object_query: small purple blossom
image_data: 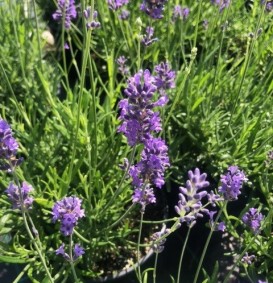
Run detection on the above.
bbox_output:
[52,196,85,236]
[52,0,77,30]
[242,208,264,234]
[218,166,247,201]
[118,69,163,146]
[119,9,130,20]
[5,181,34,210]
[108,0,129,10]
[211,0,230,12]
[132,184,156,209]
[140,0,167,19]
[217,222,226,232]
[116,56,129,76]
[150,224,170,253]
[261,0,273,12]
[173,5,190,21]
[141,26,158,46]
[175,168,210,226]
[56,243,85,261]
[208,190,223,206]
[154,61,176,91]
[242,252,256,265]
[129,137,170,189]
[84,8,100,29]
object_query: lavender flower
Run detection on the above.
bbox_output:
[173,5,190,21]
[52,196,85,236]
[108,0,129,10]
[129,137,170,189]
[261,0,273,12]
[118,69,164,146]
[211,0,230,12]
[217,222,226,232]
[218,166,247,201]
[0,119,18,160]
[119,9,130,20]
[52,0,77,30]
[84,8,100,29]
[208,190,223,206]
[116,56,129,76]
[5,182,34,210]
[150,224,170,253]
[132,184,156,209]
[242,208,264,234]
[242,252,256,265]
[141,26,158,46]
[175,168,210,226]
[140,0,167,19]
[56,243,85,261]
[154,61,176,91]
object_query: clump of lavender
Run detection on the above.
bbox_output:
[140,0,167,19]
[172,5,190,21]
[218,166,247,201]
[118,69,163,146]
[52,196,85,236]
[175,168,210,226]
[116,56,130,76]
[129,137,170,189]
[84,8,101,29]
[0,119,19,170]
[242,208,264,234]
[56,243,85,261]
[108,0,129,10]
[52,0,77,30]
[211,0,230,12]
[141,26,158,46]
[5,182,34,210]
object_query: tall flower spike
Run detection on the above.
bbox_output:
[108,0,129,10]
[129,137,170,189]
[52,0,77,30]
[141,26,158,46]
[242,208,264,234]
[52,196,85,236]
[140,0,167,19]
[175,168,210,226]
[218,166,247,201]
[5,182,34,210]
[132,184,156,210]
[118,69,162,146]
[56,243,85,261]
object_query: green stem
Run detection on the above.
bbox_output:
[153,252,159,283]
[176,227,192,283]
[137,211,144,283]
[69,234,78,282]
[193,202,227,283]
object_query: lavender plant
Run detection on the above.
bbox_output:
[0,0,273,282]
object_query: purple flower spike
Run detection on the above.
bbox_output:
[108,0,129,10]
[52,0,77,30]
[218,166,247,201]
[211,0,230,12]
[116,56,129,76]
[140,0,167,19]
[129,138,170,189]
[5,181,34,210]
[52,196,85,236]
[132,184,156,209]
[150,224,170,253]
[173,5,190,21]
[175,168,210,226]
[242,252,256,265]
[119,9,130,20]
[242,208,264,234]
[141,26,158,47]
[154,62,176,91]
[118,69,162,146]
[73,243,85,259]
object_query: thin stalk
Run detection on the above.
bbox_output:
[176,227,192,283]
[104,145,137,211]
[193,202,227,283]
[153,252,159,283]
[31,0,43,71]
[13,263,31,283]
[136,211,144,283]
[69,234,78,282]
